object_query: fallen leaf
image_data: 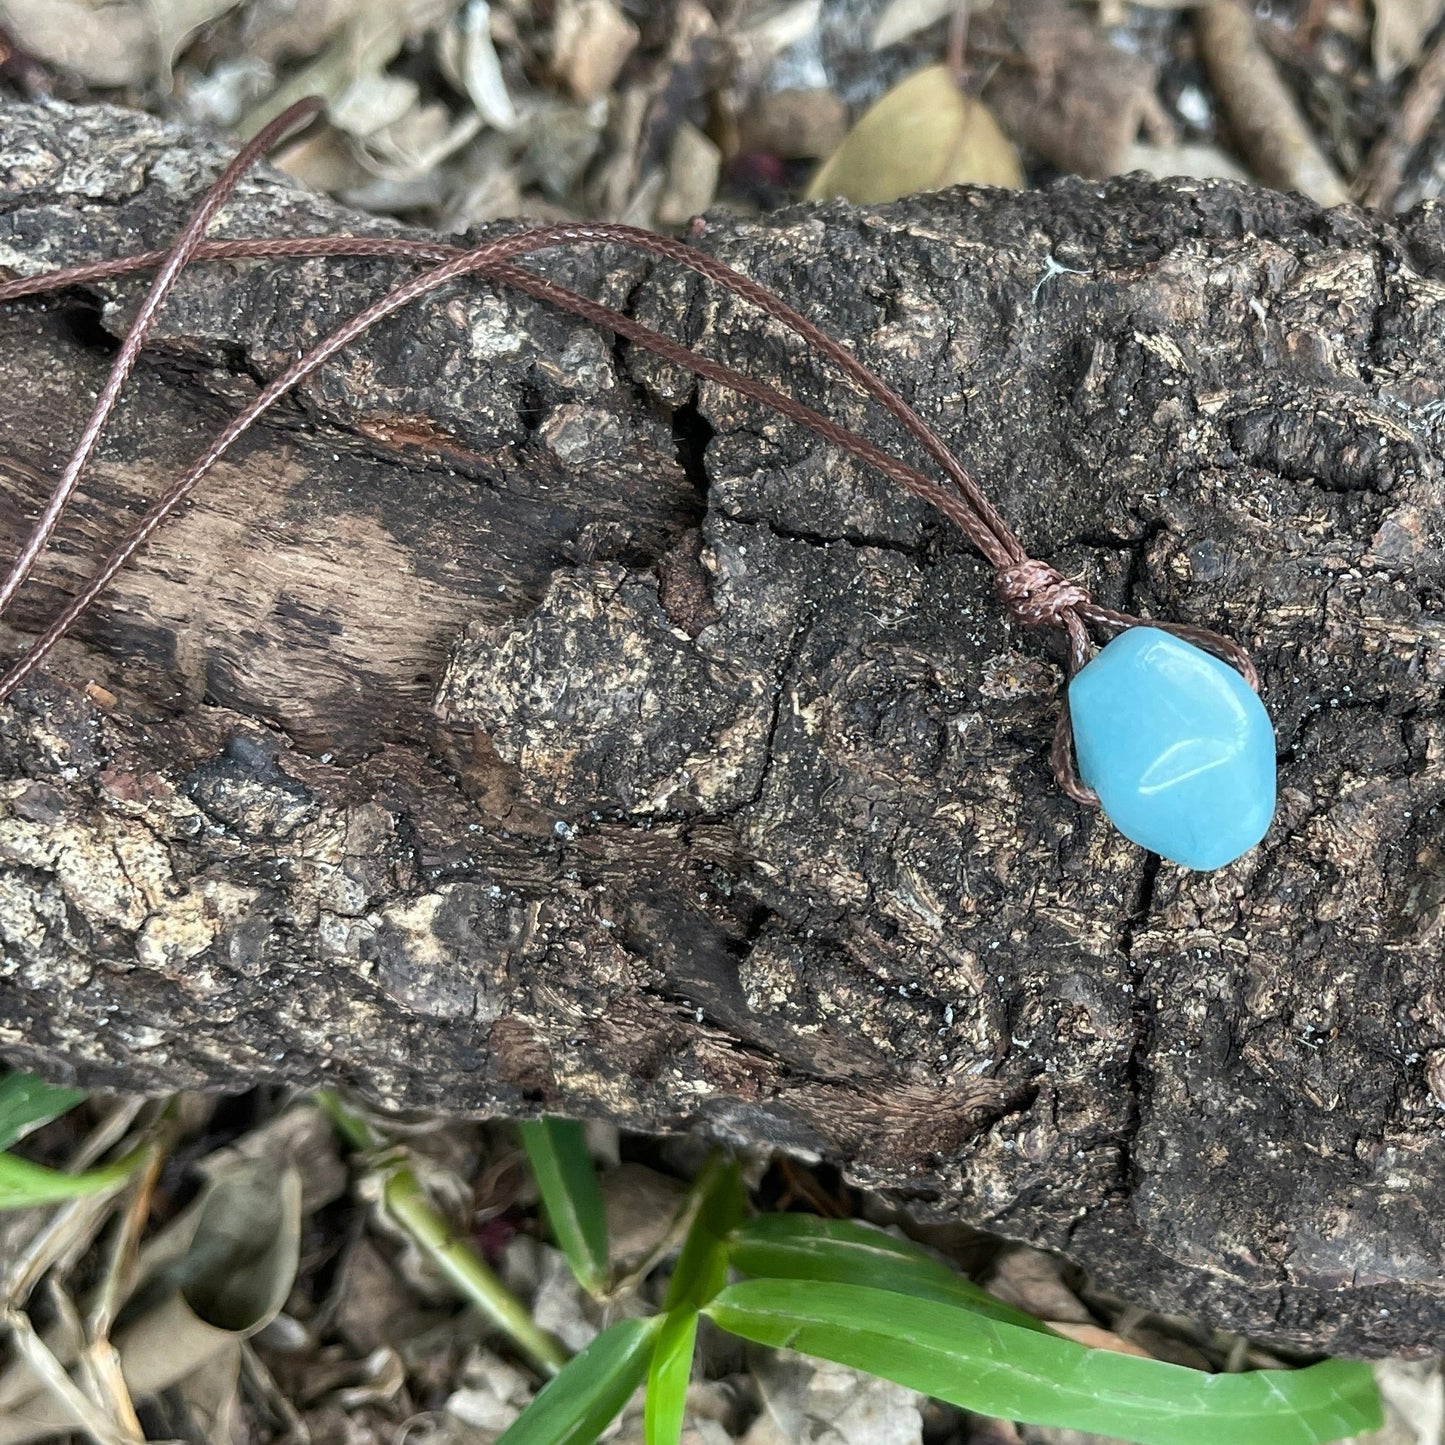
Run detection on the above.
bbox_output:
[871,0,961,51]
[330,71,421,138]
[238,0,369,65]
[742,1353,924,1445]
[656,121,722,224]
[986,1245,1093,1325]
[445,1347,533,1432]
[806,63,1022,204]
[1372,1357,1445,1444]
[0,1160,302,1445]
[357,100,484,180]
[738,87,847,160]
[976,0,1168,178]
[454,0,518,132]
[550,0,640,103]
[0,0,239,88]
[1122,138,1249,182]
[737,0,822,64]
[1374,0,1445,80]
[1044,1320,1156,1358]
[181,55,276,129]
[236,0,442,140]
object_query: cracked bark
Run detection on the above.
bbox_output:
[2,103,1444,1353]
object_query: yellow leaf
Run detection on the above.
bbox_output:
[806,63,1022,204]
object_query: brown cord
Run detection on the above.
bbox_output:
[0,227,1025,569]
[0,98,323,621]
[0,109,1262,805]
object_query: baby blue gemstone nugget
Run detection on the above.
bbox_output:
[1066,627,1276,870]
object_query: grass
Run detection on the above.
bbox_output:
[0,1071,1383,1445]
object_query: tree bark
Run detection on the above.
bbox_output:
[2,102,1443,1354]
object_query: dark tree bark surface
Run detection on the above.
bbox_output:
[1,103,1443,1354]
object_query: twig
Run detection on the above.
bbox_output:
[1195,1,1348,207]
[0,1308,133,1445]
[1355,22,1445,210]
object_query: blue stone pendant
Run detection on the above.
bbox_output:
[1066,628,1276,870]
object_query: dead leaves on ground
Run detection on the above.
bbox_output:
[806,63,1021,204]
[4,0,1440,227]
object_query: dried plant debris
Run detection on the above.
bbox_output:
[550,0,641,104]
[1371,1359,1445,1445]
[0,0,241,88]
[742,1352,925,1444]
[3,0,1433,227]
[2,7,1445,1436]
[1356,18,1445,211]
[1121,138,1249,183]
[871,0,963,53]
[1373,0,1445,81]
[234,0,371,65]
[0,0,1232,230]
[0,1107,308,1445]
[807,62,1021,203]
[737,86,849,161]
[0,1076,1422,1443]
[1194,0,1349,207]
[974,0,1172,178]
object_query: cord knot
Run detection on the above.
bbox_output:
[996,559,1090,628]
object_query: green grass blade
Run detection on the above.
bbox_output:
[519,1118,610,1296]
[728,1214,1047,1332]
[313,1093,568,1378]
[664,1159,745,1312]
[381,1164,569,1378]
[0,1073,87,1151]
[645,1308,698,1445]
[0,1144,147,1211]
[705,1280,1381,1445]
[496,1316,661,1445]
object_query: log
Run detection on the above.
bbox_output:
[1,102,1443,1353]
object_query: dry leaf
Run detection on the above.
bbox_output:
[445,1348,534,1433]
[440,133,525,230]
[0,1162,301,1445]
[599,1163,689,1270]
[737,0,822,62]
[1374,0,1445,80]
[976,0,1168,179]
[1372,1358,1445,1444]
[585,0,716,219]
[455,0,518,132]
[656,122,722,224]
[0,0,240,88]
[238,0,371,64]
[551,0,641,103]
[330,72,421,137]
[271,127,374,193]
[806,63,1022,204]
[1122,138,1249,182]
[871,0,961,51]
[1044,1320,1156,1358]
[182,56,276,128]
[986,1246,1093,1324]
[742,1354,923,1445]
[738,87,847,160]
[358,101,484,180]
[236,0,438,139]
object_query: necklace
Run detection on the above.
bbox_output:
[0,100,1274,870]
